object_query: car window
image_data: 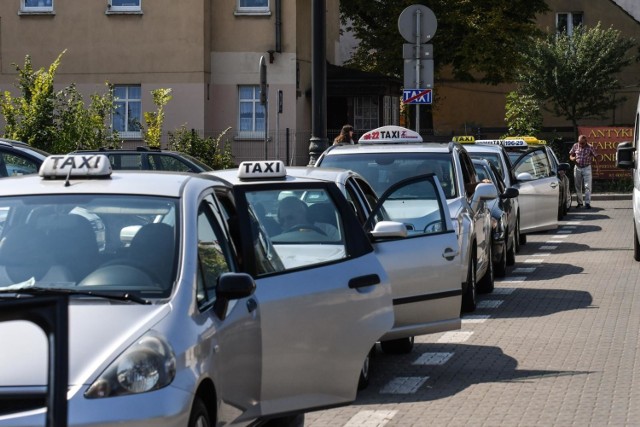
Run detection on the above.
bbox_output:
[1,152,39,177]
[0,194,178,298]
[320,152,457,199]
[149,154,193,172]
[196,198,233,307]
[514,150,552,179]
[244,188,347,273]
[469,152,505,180]
[107,154,143,170]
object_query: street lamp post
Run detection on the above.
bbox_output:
[307,0,328,166]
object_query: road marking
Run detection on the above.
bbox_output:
[524,258,544,263]
[513,267,536,273]
[344,410,398,426]
[550,235,569,239]
[497,276,527,282]
[566,221,582,225]
[493,287,516,295]
[562,226,577,229]
[462,314,491,323]
[556,230,573,234]
[478,300,503,309]
[533,253,551,256]
[413,352,454,365]
[540,245,558,250]
[380,377,428,394]
[438,331,474,343]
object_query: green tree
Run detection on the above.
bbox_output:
[340,0,548,84]
[143,88,172,148]
[0,51,117,153]
[517,23,635,138]
[504,91,543,136]
[168,126,234,170]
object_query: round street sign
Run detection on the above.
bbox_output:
[398,4,437,44]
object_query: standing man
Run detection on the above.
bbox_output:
[569,134,599,209]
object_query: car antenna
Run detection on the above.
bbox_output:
[64,164,73,187]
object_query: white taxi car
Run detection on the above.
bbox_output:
[0,155,393,426]
[210,164,462,356]
[316,126,498,313]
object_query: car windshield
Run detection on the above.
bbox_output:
[468,152,505,180]
[0,194,179,299]
[320,152,457,199]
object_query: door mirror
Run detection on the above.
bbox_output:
[369,221,408,239]
[616,141,636,170]
[557,163,570,172]
[516,172,535,181]
[471,182,498,212]
[214,272,257,320]
[500,187,519,199]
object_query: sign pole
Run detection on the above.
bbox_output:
[259,56,268,160]
[415,9,421,134]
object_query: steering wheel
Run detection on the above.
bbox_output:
[96,258,164,286]
[285,224,327,236]
[424,220,444,233]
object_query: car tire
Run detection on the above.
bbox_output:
[494,241,507,278]
[188,397,212,427]
[514,217,521,253]
[263,414,305,427]
[380,336,414,354]
[461,249,477,313]
[520,231,527,245]
[477,244,494,293]
[506,229,516,266]
[634,221,640,262]
[358,346,374,390]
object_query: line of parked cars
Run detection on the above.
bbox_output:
[0,127,571,426]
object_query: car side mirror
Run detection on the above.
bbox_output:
[516,172,535,181]
[369,221,408,239]
[616,141,636,170]
[500,187,519,199]
[214,272,256,320]
[471,182,498,212]
[557,163,570,172]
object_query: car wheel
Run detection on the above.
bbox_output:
[634,221,640,262]
[380,336,414,354]
[188,397,212,427]
[557,201,564,221]
[514,217,521,253]
[263,414,305,427]
[461,249,477,313]
[358,346,374,390]
[506,228,516,266]
[477,244,494,293]
[520,231,527,245]
[494,240,507,278]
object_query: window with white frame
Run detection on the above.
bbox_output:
[238,86,265,138]
[354,97,379,131]
[112,85,142,139]
[557,12,583,35]
[22,0,53,12]
[109,0,141,12]
[237,0,269,14]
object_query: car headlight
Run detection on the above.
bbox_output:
[85,334,176,399]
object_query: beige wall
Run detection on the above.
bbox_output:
[433,0,640,135]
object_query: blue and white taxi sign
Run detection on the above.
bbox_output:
[39,154,112,179]
[476,139,528,148]
[359,126,423,144]
[238,160,286,179]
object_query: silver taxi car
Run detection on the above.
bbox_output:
[0,155,393,426]
[210,165,462,356]
[316,126,497,313]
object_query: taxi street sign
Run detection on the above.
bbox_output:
[403,89,433,104]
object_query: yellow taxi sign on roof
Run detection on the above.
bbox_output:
[453,136,475,143]
[505,136,546,145]
[238,160,286,179]
[359,126,423,144]
[39,154,112,179]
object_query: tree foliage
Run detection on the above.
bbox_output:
[143,88,172,148]
[168,126,234,170]
[517,23,635,133]
[504,91,542,137]
[0,51,118,153]
[340,0,548,84]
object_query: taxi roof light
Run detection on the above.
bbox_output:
[475,139,528,148]
[452,136,475,143]
[39,154,112,179]
[359,126,423,144]
[238,160,287,180]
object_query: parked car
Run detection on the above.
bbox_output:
[73,146,213,172]
[0,138,49,177]
[316,125,497,313]
[0,154,393,426]
[269,165,463,356]
[472,158,519,281]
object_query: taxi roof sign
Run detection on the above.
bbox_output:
[359,126,423,144]
[476,139,528,148]
[39,154,112,179]
[505,136,546,145]
[238,160,286,180]
[453,136,475,143]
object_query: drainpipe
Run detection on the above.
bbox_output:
[275,0,282,53]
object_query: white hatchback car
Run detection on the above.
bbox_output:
[317,126,497,313]
[0,155,393,426]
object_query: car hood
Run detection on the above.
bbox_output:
[0,302,170,387]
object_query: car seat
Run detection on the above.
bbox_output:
[128,223,176,287]
[308,202,338,228]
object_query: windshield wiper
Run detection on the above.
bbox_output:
[0,287,151,305]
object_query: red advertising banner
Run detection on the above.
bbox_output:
[577,126,633,180]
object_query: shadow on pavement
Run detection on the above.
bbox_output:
[504,262,583,280]
[522,242,631,254]
[564,212,610,220]
[480,287,594,318]
[358,344,593,404]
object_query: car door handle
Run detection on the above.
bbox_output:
[442,248,459,261]
[246,298,258,313]
[550,182,558,188]
[349,274,381,289]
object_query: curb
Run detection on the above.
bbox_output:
[589,193,632,201]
